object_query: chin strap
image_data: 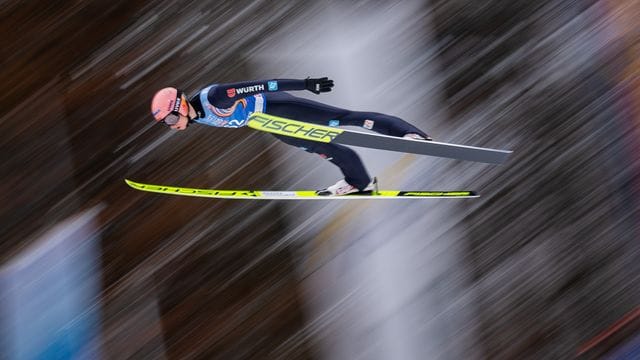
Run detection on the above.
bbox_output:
[187,106,199,124]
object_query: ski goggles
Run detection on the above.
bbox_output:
[160,91,186,126]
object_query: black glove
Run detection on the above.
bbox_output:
[305,77,334,94]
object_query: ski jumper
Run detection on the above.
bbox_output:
[188,79,429,190]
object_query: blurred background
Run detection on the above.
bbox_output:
[2,0,640,359]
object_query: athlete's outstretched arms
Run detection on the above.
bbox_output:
[209,77,334,108]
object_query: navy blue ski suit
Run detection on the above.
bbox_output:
[187,78,429,190]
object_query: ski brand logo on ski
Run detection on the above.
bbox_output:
[399,191,472,196]
[130,181,260,197]
[249,114,343,143]
[125,179,479,200]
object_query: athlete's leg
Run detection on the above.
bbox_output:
[338,111,430,138]
[264,92,430,138]
[272,134,372,190]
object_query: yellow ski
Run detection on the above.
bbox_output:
[125,179,478,200]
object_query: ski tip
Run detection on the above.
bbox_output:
[124,178,138,189]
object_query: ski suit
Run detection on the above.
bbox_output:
[188,79,429,190]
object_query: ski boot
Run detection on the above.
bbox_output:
[317,177,377,196]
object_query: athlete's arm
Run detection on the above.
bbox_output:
[209,77,334,108]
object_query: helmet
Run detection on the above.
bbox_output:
[150,87,188,125]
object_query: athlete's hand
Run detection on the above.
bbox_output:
[305,77,334,94]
